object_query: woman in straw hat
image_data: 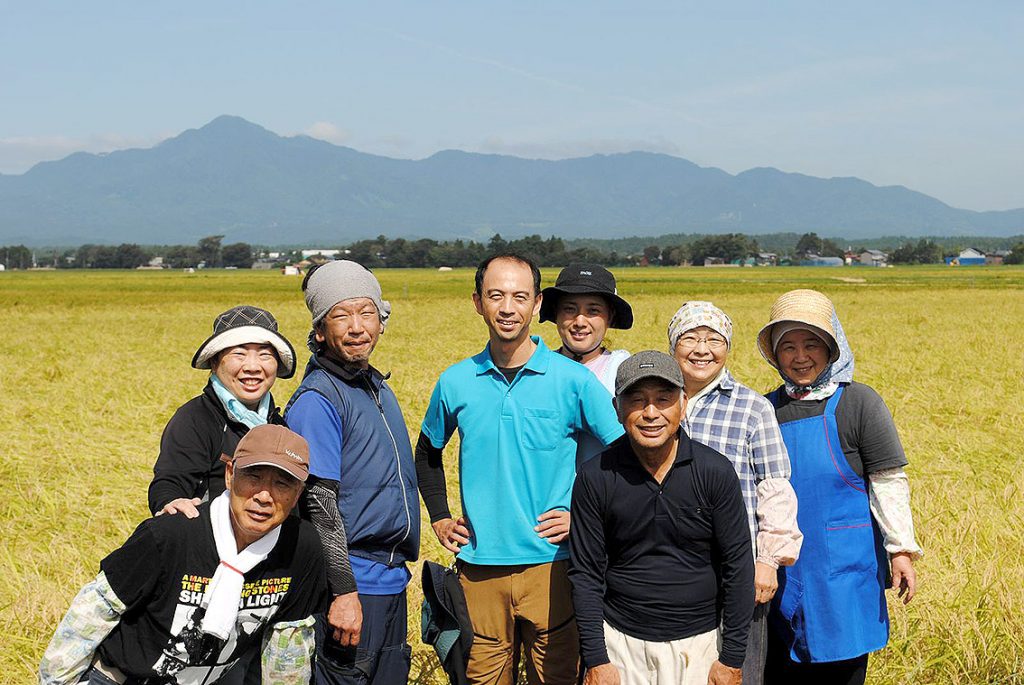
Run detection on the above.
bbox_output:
[757,290,922,685]
[148,305,296,519]
[668,301,802,685]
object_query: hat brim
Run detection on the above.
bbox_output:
[757,319,840,369]
[538,286,634,329]
[233,457,308,483]
[192,325,297,379]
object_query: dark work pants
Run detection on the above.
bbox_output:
[314,590,411,685]
[741,602,769,685]
[764,625,868,685]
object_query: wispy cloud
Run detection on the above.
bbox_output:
[374,26,712,128]
[303,121,351,145]
[0,131,167,174]
[476,135,684,160]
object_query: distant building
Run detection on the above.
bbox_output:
[251,261,274,270]
[945,248,987,266]
[282,265,301,276]
[859,249,888,267]
[800,254,844,267]
[0,264,5,272]
[986,250,1010,266]
[301,248,340,260]
[756,252,778,266]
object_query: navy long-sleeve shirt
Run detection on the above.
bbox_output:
[568,431,754,669]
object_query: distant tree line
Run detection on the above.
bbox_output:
[342,234,619,268]
[3,232,1022,270]
[52,235,255,269]
[339,232,769,268]
[889,239,943,265]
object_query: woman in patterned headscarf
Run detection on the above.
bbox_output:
[757,290,923,685]
[668,301,802,685]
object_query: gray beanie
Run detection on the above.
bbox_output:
[303,261,391,347]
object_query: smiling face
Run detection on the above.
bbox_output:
[555,294,612,359]
[672,325,728,394]
[616,378,683,451]
[472,258,541,345]
[212,343,279,410]
[225,462,303,551]
[775,328,832,386]
[315,298,383,369]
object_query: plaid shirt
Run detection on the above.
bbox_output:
[683,369,791,552]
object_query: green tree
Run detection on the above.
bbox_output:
[795,232,823,256]
[115,243,151,268]
[642,245,662,265]
[819,238,844,258]
[1,245,33,269]
[661,245,689,266]
[222,242,254,268]
[690,233,756,265]
[891,242,916,264]
[1005,243,1024,265]
[166,245,201,269]
[197,235,224,268]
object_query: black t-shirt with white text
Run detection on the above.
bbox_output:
[97,502,328,684]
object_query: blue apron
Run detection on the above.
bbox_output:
[769,385,889,662]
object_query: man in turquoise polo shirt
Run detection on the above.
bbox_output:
[415,253,624,685]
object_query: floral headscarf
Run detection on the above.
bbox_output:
[668,301,734,352]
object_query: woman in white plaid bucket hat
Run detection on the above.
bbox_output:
[147,305,296,520]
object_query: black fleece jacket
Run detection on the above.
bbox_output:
[148,381,284,514]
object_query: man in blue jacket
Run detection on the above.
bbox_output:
[286,260,420,685]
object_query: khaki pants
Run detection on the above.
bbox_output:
[458,560,579,685]
[603,622,720,685]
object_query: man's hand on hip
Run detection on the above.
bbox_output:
[583,663,620,685]
[536,509,571,544]
[432,516,471,554]
[327,591,362,646]
[707,660,742,685]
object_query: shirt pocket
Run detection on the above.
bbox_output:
[520,408,562,451]
[825,518,875,576]
[669,505,714,546]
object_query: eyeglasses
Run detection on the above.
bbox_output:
[676,334,727,351]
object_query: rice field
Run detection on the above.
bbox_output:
[1,265,1022,684]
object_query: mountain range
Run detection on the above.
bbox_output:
[1,115,1022,246]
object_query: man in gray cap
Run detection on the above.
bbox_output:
[568,351,754,685]
[285,260,420,685]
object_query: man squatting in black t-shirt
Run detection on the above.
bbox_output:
[39,425,329,685]
[569,351,754,685]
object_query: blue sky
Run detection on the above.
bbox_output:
[2,1,1022,210]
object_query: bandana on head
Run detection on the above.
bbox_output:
[667,301,733,352]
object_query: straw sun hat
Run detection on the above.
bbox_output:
[757,289,840,369]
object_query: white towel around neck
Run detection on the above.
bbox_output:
[201,491,282,640]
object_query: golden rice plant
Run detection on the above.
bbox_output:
[1,265,1021,684]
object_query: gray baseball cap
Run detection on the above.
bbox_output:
[614,350,685,397]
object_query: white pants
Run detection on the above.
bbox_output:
[603,622,721,685]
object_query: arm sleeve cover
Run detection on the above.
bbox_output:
[414,431,451,523]
[39,571,125,685]
[304,478,358,596]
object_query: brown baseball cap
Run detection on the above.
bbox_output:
[231,424,310,482]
